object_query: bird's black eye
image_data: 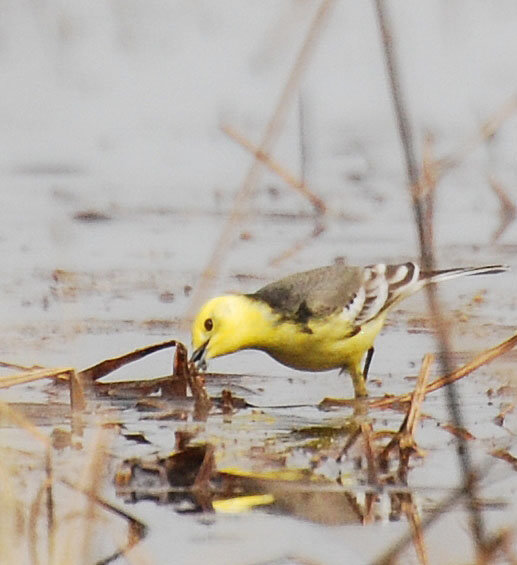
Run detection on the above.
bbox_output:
[204,318,213,331]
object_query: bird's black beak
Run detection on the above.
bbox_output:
[190,340,209,371]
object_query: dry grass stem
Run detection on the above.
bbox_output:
[0,367,75,389]
[222,124,326,213]
[79,340,180,383]
[406,354,433,438]
[378,355,432,478]
[371,333,517,410]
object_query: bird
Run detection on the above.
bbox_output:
[190,262,508,398]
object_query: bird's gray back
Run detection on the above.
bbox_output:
[249,264,364,322]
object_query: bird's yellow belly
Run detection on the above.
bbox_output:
[258,312,387,372]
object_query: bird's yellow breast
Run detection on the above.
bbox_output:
[238,298,388,372]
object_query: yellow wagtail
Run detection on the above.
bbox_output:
[190,262,508,397]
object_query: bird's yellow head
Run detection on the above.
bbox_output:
[190,295,264,369]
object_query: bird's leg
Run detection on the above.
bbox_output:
[363,347,375,381]
[350,361,368,398]
[321,362,368,409]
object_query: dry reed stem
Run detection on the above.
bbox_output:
[374,0,488,552]
[406,354,433,438]
[0,366,75,388]
[1,365,87,440]
[370,332,517,410]
[184,0,335,328]
[79,340,180,383]
[221,124,326,213]
[378,354,432,475]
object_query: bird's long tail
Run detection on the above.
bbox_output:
[423,264,509,285]
[356,262,508,325]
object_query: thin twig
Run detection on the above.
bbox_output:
[378,355,432,476]
[221,124,326,213]
[371,333,517,410]
[0,367,75,388]
[406,354,433,437]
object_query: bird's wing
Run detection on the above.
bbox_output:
[353,262,422,324]
[250,265,364,323]
[251,262,423,327]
